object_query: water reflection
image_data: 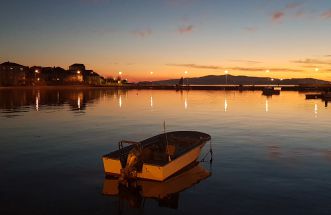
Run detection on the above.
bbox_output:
[184,97,188,110]
[314,103,318,118]
[102,163,210,210]
[35,91,40,111]
[150,96,153,108]
[0,88,129,117]
[0,89,329,119]
[119,95,122,108]
[1,89,331,214]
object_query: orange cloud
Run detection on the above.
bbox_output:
[167,63,302,72]
[292,58,331,65]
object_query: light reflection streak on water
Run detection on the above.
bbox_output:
[265,99,269,113]
[150,96,153,108]
[77,96,81,110]
[35,91,40,111]
[314,103,318,118]
[119,95,122,108]
[224,98,228,112]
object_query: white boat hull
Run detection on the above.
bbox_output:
[103,142,206,181]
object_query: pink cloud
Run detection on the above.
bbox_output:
[285,2,303,10]
[178,25,194,34]
[272,11,285,22]
[321,9,331,19]
[132,29,152,38]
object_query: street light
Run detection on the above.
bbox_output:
[118,71,123,84]
[34,69,40,84]
[150,72,154,86]
[224,70,229,85]
[184,71,188,86]
[77,70,81,74]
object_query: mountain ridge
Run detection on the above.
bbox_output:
[140,74,330,85]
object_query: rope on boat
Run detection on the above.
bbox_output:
[200,139,213,164]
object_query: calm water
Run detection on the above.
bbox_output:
[0,88,330,215]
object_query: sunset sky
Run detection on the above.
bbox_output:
[1,0,331,82]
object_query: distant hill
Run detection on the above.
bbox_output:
[140,75,330,85]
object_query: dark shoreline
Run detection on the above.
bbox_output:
[0,84,331,92]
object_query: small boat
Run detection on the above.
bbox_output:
[306,94,323,99]
[322,92,331,101]
[102,131,211,182]
[102,163,211,209]
[262,87,280,96]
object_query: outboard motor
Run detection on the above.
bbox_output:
[119,144,143,183]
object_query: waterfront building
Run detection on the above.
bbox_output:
[1,62,106,86]
[69,64,86,72]
[0,62,28,86]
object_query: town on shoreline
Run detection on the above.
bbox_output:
[1,61,331,92]
[0,61,127,87]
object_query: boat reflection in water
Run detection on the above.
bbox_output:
[102,163,211,209]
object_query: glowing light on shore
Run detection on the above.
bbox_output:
[224,71,229,85]
[77,70,81,74]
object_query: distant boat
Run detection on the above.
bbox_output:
[102,163,211,209]
[262,87,280,96]
[306,92,331,100]
[306,94,323,99]
[102,131,211,182]
[322,92,331,101]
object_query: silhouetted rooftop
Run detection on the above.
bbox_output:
[70,63,85,67]
[1,61,25,67]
